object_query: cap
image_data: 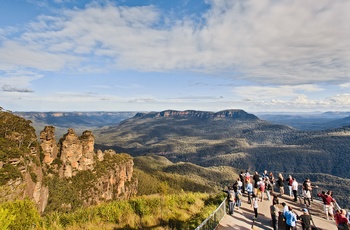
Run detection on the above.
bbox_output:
[302,208,308,213]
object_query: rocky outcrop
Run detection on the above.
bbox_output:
[87,150,137,205]
[40,126,58,165]
[0,109,137,214]
[135,109,259,120]
[40,127,137,211]
[0,110,48,213]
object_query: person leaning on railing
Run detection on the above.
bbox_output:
[317,190,335,220]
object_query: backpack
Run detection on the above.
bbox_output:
[229,190,235,202]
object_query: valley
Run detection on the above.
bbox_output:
[12,109,350,208]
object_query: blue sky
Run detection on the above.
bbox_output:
[1,0,349,113]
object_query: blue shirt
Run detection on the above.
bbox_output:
[285,211,297,227]
[246,183,253,193]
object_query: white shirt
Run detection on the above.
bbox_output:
[292,180,298,191]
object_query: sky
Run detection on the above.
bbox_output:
[0,0,349,113]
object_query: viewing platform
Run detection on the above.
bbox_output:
[216,193,338,230]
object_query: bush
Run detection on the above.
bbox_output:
[0,199,40,229]
[0,163,22,185]
[0,208,16,230]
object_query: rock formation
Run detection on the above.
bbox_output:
[39,126,58,165]
[0,111,48,213]
[39,126,137,210]
[0,108,137,214]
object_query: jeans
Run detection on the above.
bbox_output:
[247,192,252,204]
[236,199,241,207]
[266,190,271,200]
[271,214,278,230]
[228,201,235,214]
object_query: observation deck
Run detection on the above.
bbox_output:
[216,192,338,230]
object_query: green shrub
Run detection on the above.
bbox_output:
[0,150,7,161]
[0,199,40,230]
[41,192,220,229]
[0,163,22,185]
[0,208,16,230]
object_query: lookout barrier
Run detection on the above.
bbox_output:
[195,198,227,230]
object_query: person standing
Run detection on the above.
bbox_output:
[269,172,276,194]
[270,199,280,230]
[318,191,336,220]
[253,171,260,195]
[292,178,298,202]
[237,177,243,192]
[299,208,312,230]
[265,177,272,201]
[257,178,265,202]
[285,206,298,230]
[287,175,294,197]
[222,186,236,215]
[303,188,312,207]
[277,173,285,196]
[251,193,259,220]
[246,180,253,204]
[236,189,242,210]
[303,178,315,202]
[239,171,245,193]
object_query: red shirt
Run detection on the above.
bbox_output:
[318,193,335,205]
[338,215,349,225]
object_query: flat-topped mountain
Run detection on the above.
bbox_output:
[135,109,259,120]
[94,109,350,207]
[14,111,136,127]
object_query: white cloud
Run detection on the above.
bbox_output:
[1,0,350,112]
[340,83,350,88]
[232,84,324,100]
[1,0,348,85]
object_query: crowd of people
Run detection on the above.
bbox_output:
[222,170,350,230]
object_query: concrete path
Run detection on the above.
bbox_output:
[216,192,338,230]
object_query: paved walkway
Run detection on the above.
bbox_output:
[216,192,338,230]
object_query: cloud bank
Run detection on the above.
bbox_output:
[1,0,350,112]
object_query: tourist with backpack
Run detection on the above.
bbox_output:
[222,186,236,215]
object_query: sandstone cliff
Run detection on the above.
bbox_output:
[40,126,137,212]
[0,110,48,213]
[135,109,259,120]
[0,109,137,214]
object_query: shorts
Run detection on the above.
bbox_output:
[324,205,334,215]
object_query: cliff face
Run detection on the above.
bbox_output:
[57,128,95,177]
[0,109,137,214]
[0,110,48,213]
[135,109,259,120]
[93,150,137,203]
[39,126,137,212]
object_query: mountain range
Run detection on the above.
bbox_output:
[12,109,350,208]
[92,109,350,207]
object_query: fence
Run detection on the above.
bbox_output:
[195,198,227,230]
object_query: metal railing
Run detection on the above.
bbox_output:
[195,198,227,230]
